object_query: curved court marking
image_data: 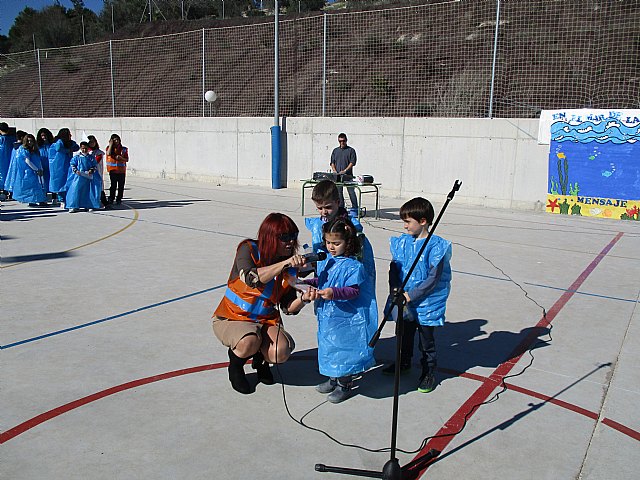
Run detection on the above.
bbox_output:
[0,205,139,270]
[1,360,637,446]
[407,231,627,477]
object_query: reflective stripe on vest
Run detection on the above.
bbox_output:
[213,240,286,324]
[224,280,275,322]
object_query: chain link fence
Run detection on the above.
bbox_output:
[1,0,638,119]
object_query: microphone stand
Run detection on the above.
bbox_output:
[315,180,462,480]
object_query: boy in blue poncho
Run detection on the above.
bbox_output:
[304,217,377,404]
[382,197,452,393]
[305,179,376,289]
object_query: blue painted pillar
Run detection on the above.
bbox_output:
[271,125,282,189]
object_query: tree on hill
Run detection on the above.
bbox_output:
[8,3,104,52]
[0,35,10,54]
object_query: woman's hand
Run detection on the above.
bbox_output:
[286,254,307,269]
[317,288,334,300]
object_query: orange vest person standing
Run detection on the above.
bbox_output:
[105,133,128,205]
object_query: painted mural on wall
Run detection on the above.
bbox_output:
[538,109,639,221]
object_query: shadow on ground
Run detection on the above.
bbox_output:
[123,198,211,210]
[1,206,59,221]
[262,319,551,400]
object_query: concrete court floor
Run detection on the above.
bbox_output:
[1,177,639,480]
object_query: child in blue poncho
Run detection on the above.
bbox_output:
[12,134,47,206]
[304,179,376,296]
[0,122,17,198]
[65,141,100,212]
[304,217,377,404]
[48,128,79,207]
[382,197,452,393]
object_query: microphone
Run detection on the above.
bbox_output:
[302,251,327,263]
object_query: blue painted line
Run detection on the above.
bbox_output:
[101,213,248,238]
[1,285,226,350]
[521,281,638,304]
[453,269,638,304]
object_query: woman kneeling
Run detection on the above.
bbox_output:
[212,213,313,394]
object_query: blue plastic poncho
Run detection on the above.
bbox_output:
[4,142,22,192]
[315,255,377,378]
[390,234,452,327]
[11,147,46,204]
[305,214,376,291]
[0,133,16,190]
[65,153,100,209]
[39,144,51,193]
[48,139,79,193]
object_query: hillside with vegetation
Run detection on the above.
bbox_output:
[1,0,638,119]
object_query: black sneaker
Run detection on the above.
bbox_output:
[382,363,411,376]
[417,373,436,393]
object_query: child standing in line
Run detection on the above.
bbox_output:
[4,130,26,198]
[305,217,377,404]
[87,135,109,209]
[11,134,47,207]
[48,128,79,207]
[0,123,17,198]
[36,128,54,195]
[382,197,452,393]
[65,141,100,213]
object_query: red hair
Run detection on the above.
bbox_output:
[255,213,299,265]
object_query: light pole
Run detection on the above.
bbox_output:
[271,0,282,189]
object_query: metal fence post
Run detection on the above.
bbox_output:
[202,28,206,117]
[36,49,44,118]
[110,40,115,117]
[488,0,501,118]
[322,12,327,117]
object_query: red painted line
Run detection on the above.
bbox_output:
[440,368,599,420]
[0,362,227,445]
[407,232,625,477]
[602,418,640,442]
[2,352,637,450]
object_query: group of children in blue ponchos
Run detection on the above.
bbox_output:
[301,180,452,403]
[0,123,121,213]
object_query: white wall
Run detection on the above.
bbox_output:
[9,116,548,209]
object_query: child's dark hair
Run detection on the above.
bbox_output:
[400,197,434,225]
[312,179,340,203]
[87,135,99,149]
[322,217,359,257]
[80,141,89,148]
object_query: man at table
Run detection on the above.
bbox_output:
[330,132,358,214]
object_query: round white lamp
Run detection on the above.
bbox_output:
[204,90,217,103]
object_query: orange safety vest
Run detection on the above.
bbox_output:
[214,241,293,325]
[106,146,128,173]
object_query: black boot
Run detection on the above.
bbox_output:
[227,348,252,394]
[251,351,275,385]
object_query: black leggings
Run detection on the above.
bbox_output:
[109,172,126,202]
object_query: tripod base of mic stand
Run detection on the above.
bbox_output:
[315,449,440,479]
